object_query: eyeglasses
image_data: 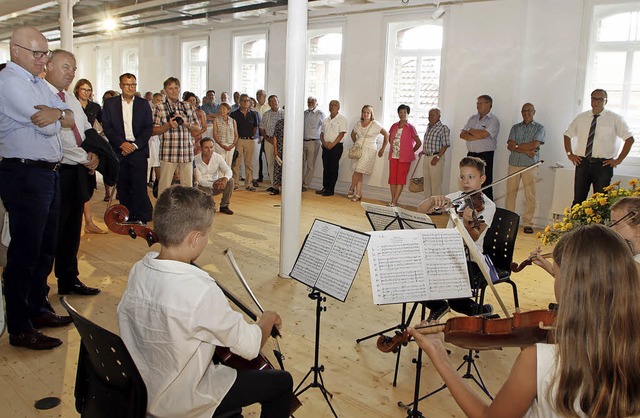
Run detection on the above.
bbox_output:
[79,88,92,93]
[591,97,606,102]
[14,44,52,60]
[521,109,535,113]
[610,211,637,229]
[121,83,137,88]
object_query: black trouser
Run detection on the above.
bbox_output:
[0,159,60,334]
[572,157,613,207]
[213,369,293,418]
[467,150,494,200]
[321,142,343,193]
[54,164,85,289]
[118,150,153,223]
[258,140,265,181]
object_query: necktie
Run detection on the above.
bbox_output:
[57,91,83,147]
[584,114,599,159]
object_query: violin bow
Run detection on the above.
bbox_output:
[448,207,511,318]
[223,248,287,369]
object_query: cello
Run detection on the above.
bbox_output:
[104,204,302,415]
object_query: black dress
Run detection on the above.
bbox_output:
[82,100,102,125]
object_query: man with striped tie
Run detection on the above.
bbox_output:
[564,89,635,207]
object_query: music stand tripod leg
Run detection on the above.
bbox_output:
[391,302,421,387]
[293,290,338,418]
[396,303,426,417]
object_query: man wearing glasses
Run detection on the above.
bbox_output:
[0,27,76,350]
[505,103,545,234]
[102,73,154,223]
[564,89,635,207]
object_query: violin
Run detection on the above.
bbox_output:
[104,205,302,415]
[377,309,555,352]
[511,252,553,272]
[453,191,485,230]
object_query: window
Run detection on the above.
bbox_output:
[306,29,343,109]
[383,21,443,134]
[122,48,139,78]
[181,39,208,99]
[233,33,266,96]
[585,4,640,162]
[96,49,113,103]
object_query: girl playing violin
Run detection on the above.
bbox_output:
[417,156,496,321]
[409,224,640,417]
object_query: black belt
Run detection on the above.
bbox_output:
[239,137,254,140]
[2,158,61,171]
[304,139,318,141]
[580,157,608,162]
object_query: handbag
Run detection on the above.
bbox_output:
[408,154,424,193]
[348,145,362,159]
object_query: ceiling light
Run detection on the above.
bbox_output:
[102,18,117,31]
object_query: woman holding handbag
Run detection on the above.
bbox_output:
[347,105,389,202]
[382,104,421,207]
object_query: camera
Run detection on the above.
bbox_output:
[169,112,184,126]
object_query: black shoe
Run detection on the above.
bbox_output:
[252,180,259,188]
[219,206,234,215]
[481,304,493,316]
[58,280,101,296]
[321,190,334,196]
[427,302,450,322]
[31,312,72,329]
[523,226,533,234]
[257,177,263,183]
[270,189,280,195]
[266,187,276,193]
[10,329,63,350]
[240,177,245,182]
[315,189,325,195]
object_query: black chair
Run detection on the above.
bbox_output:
[60,297,147,418]
[478,208,520,311]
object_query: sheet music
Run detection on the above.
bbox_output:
[290,220,370,302]
[360,202,401,231]
[368,229,471,305]
[395,206,435,230]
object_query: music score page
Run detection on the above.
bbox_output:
[367,228,471,305]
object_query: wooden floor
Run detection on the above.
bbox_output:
[0,183,556,417]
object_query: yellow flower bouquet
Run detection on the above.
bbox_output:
[537,179,639,245]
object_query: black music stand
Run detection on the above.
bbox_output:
[290,219,370,418]
[356,203,435,386]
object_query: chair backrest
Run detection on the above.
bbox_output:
[483,208,520,271]
[60,297,147,418]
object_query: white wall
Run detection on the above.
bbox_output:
[72,0,634,227]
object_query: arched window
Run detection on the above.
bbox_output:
[306,29,343,109]
[122,48,138,77]
[233,33,267,95]
[384,21,443,134]
[181,39,208,99]
[586,5,640,163]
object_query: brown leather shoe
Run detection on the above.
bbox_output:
[219,206,234,215]
[31,312,73,329]
[10,329,63,350]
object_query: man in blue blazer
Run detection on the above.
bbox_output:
[102,73,153,223]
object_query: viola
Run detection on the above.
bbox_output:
[452,191,485,230]
[511,252,553,272]
[104,205,302,414]
[377,309,555,352]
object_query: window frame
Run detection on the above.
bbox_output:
[305,25,345,110]
[232,31,268,96]
[180,38,208,100]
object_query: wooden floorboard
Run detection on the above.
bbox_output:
[0,183,555,417]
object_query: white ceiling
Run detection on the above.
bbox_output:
[0,0,488,43]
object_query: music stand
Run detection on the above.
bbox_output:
[290,219,370,418]
[356,203,435,386]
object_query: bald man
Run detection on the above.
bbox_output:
[0,27,76,350]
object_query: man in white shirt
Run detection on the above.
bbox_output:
[317,100,347,196]
[564,88,635,206]
[194,137,235,215]
[45,49,101,297]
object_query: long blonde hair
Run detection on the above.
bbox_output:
[552,224,640,417]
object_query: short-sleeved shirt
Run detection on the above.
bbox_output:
[260,109,285,137]
[153,100,199,163]
[462,112,500,153]
[321,113,348,143]
[422,120,451,155]
[508,120,545,167]
[230,109,258,138]
[564,109,633,159]
[303,108,325,140]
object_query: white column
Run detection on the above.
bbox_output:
[279,0,307,277]
[58,0,77,51]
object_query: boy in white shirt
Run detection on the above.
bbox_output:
[118,186,292,417]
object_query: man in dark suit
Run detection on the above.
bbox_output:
[102,73,153,223]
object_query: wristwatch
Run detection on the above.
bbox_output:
[58,109,65,120]
[434,155,440,159]
[515,144,519,149]
[566,151,572,156]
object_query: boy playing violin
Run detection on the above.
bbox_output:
[117,186,292,418]
[417,156,496,321]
